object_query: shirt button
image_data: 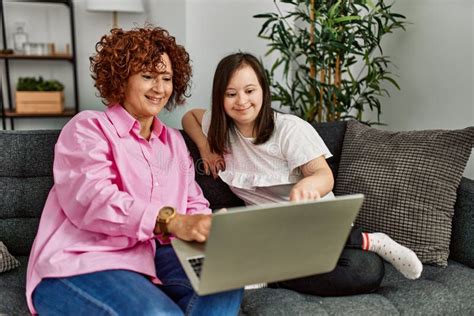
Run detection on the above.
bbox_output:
[154,182,159,186]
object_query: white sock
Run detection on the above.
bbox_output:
[245,283,267,290]
[362,232,423,280]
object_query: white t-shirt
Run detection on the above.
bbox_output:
[202,111,335,205]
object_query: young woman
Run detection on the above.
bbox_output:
[26,27,243,315]
[182,52,423,296]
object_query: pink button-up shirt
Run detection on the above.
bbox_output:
[26,104,211,314]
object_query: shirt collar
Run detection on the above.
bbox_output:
[151,115,168,144]
[105,104,168,143]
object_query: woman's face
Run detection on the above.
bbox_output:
[223,65,263,136]
[123,53,173,122]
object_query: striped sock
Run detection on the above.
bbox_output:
[245,283,267,290]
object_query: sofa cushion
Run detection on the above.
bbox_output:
[241,260,474,315]
[0,130,59,257]
[0,218,40,256]
[0,256,29,315]
[450,177,474,268]
[0,176,52,256]
[0,130,59,178]
[311,121,347,181]
[0,242,20,273]
[334,120,474,266]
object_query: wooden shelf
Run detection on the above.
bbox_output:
[1,0,78,130]
[0,53,73,60]
[3,109,76,118]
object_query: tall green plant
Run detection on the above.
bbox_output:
[254,0,406,124]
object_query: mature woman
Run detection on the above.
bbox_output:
[26,26,243,315]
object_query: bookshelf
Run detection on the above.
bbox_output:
[0,0,79,130]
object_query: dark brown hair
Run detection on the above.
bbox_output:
[208,53,274,155]
[90,25,191,109]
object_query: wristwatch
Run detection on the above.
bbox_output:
[156,206,177,236]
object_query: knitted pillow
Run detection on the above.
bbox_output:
[334,120,474,266]
[0,241,20,273]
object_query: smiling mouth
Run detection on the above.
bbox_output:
[234,106,252,112]
[146,95,162,104]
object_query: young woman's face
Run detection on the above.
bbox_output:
[223,65,263,136]
[123,53,173,121]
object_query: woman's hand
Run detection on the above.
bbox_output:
[289,178,322,202]
[182,108,224,179]
[199,143,225,179]
[167,214,212,242]
[289,156,334,202]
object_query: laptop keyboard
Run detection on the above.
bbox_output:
[188,255,205,278]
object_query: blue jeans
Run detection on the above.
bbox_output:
[33,243,243,315]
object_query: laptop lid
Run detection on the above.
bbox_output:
[172,194,363,295]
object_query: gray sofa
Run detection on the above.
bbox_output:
[1,121,473,315]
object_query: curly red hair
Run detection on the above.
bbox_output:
[90,26,192,109]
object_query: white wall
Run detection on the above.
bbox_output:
[373,0,474,178]
[2,0,150,129]
[157,0,280,127]
[2,2,73,129]
[2,0,473,178]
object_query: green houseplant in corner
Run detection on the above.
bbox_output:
[16,76,65,114]
[254,0,407,124]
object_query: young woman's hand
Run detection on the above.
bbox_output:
[289,178,322,202]
[182,108,224,178]
[167,214,212,242]
[199,144,225,179]
[289,156,334,202]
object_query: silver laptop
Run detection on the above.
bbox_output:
[171,194,363,295]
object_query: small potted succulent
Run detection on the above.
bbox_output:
[15,76,65,114]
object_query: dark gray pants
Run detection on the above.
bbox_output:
[269,227,385,296]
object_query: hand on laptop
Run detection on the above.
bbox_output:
[289,180,322,202]
[289,157,333,202]
[168,214,212,242]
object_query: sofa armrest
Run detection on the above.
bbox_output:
[449,177,474,267]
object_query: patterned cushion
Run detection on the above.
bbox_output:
[334,120,474,266]
[0,241,20,273]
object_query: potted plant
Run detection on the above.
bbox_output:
[254,0,407,124]
[15,76,65,114]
